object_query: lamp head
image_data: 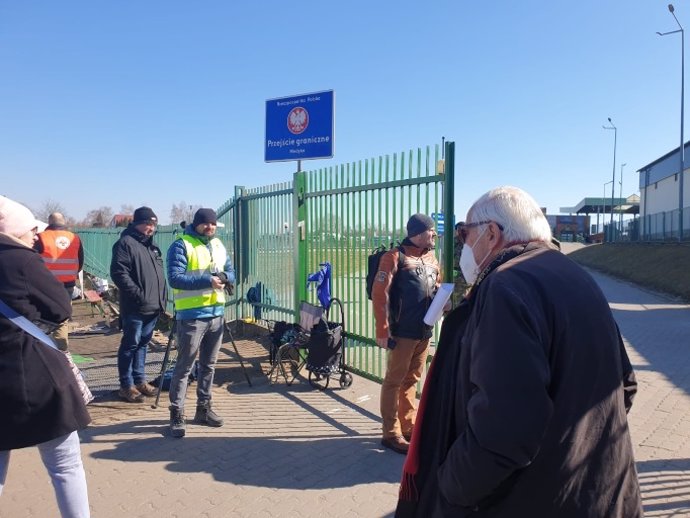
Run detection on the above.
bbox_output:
[608,117,612,123]
[669,4,675,14]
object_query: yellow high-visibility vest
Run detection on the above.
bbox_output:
[172,235,227,311]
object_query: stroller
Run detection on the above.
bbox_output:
[305,297,353,390]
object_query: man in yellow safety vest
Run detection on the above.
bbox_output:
[166,208,235,438]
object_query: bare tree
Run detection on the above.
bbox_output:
[120,204,134,216]
[83,206,114,227]
[34,199,66,223]
[170,202,200,226]
[63,214,78,227]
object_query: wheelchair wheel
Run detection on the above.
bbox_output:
[309,371,330,390]
[339,372,353,389]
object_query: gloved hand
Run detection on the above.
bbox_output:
[213,272,228,284]
[212,272,234,296]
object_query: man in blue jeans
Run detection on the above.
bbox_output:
[166,208,235,437]
[110,207,167,403]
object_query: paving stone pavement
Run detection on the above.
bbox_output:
[2,265,690,517]
[587,269,690,518]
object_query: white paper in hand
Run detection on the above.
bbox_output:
[423,283,454,326]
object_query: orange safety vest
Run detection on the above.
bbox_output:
[38,229,81,283]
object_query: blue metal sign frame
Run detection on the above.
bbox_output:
[265,90,334,162]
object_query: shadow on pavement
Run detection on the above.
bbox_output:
[637,458,690,516]
[585,270,690,399]
[86,423,403,490]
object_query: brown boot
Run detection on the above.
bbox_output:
[135,382,157,397]
[381,435,409,455]
[118,386,144,403]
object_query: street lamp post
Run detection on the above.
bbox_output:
[603,118,617,241]
[619,163,627,237]
[658,3,685,241]
[604,180,614,239]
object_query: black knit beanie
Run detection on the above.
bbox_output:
[132,206,158,225]
[406,213,435,237]
[192,208,217,227]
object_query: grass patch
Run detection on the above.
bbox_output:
[70,354,95,364]
[568,242,690,302]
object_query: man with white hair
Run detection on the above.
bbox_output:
[397,186,642,517]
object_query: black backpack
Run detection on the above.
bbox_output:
[366,244,404,300]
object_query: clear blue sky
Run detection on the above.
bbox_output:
[0,1,685,223]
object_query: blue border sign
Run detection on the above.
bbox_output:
[432,212,445,234]
[265,90,334,162]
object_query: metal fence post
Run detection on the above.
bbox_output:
[294,171,308,317]
[443,141,455,284]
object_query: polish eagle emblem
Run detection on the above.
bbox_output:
[287,107,309,135]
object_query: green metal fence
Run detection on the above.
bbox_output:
[296,143,452,382]
[78,141,455,383]
[79,223,235,314]
[224,183,296,324]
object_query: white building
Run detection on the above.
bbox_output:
[637,142,690,239]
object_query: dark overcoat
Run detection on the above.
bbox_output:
[0,233,91,450]
[398,243,642,518]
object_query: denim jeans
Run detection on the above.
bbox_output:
[169,316,224,412]
[0,431,90,518]
[117,312,159,388]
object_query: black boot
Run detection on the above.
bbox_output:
[194,400,224,427]
[169,406,186,438]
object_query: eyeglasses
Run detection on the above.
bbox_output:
[459,220,504,242]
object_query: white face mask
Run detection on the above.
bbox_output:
[459,226,490,285]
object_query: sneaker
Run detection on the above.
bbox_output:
[381,435,409,455]
[193,401,224,427]
[118,386,144,403]
[169,407,186,438]
[135,382,157,397]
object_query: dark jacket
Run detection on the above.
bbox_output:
[110,225,167,316]
[372,238,440,340]
[398,242,642,518]
[0,233,91,450]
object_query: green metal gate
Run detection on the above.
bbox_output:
[79,141,455,383]
[222,183,296,324]
[294,142,453,382]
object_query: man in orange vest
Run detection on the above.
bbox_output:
[35,212,84,350]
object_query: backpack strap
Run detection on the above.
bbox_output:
[389,244,406,280]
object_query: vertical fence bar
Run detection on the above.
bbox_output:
[443,141,455,284]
